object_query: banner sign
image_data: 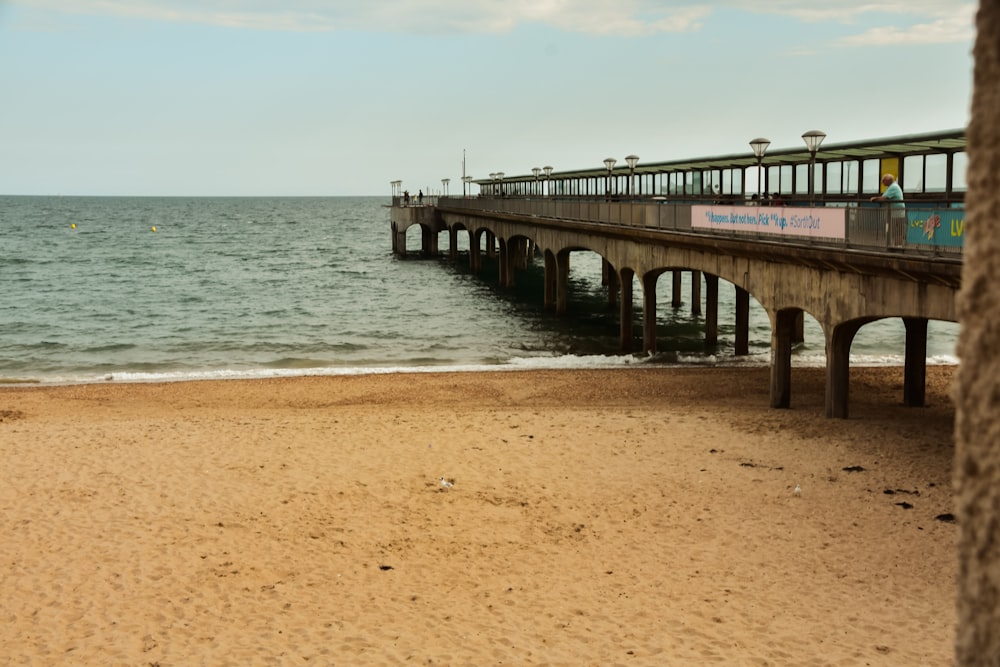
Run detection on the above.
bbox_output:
[692,205,846,239]
[906,209,965,248]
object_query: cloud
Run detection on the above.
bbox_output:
[837,8,976,46]
[14,0,711,35]
[9,0,976,42]
[744,0,975,45]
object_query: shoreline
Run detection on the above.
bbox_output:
[0,366,957,664]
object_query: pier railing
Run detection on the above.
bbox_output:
[437,196,964,258]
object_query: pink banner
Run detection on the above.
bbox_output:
[692,205,846,239]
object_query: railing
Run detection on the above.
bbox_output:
[436,196,964,259]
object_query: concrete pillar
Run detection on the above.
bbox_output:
[903,317,928,407]
[485,231,496,259]
[705,274,719,345]
[956,6,1000,660]
[792,311,805,344]
[691,270,702,316]
[391,221,401,256]
[421,225,438,255]
[769,309,795,409]
[825,319,865,419]
[620,269,634,351]
[498,238,512,287]
[469,230,481,273]
[448,227,458,260]
[543,251,556,310]
[735,286,750,356]
[555,251,570,315]
[607,264,619,307]
[672,270,683,307]
[642,272,658,354]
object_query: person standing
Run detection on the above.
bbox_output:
[870,173,905,247]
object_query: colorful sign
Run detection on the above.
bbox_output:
[691,205,846,239]
[906,209,965,248]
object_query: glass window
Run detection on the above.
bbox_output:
[842,160,859,195]
[953,152,968,191]
[862,159,881,193]
[794,164,812,195]
[780,165,793,195]
[924,154,947,192]
[826,162,842,195]
[903,155,924,192]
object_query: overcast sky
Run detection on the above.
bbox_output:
[0,1,975,196]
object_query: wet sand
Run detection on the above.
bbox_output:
[0,366,957,665]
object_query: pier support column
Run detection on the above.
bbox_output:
[735,286,750,356]
[485,231,496,259]
[672,270,683,307]
[498,238,513,287]
[448,227,458,260]
[770,309,796,409]
[392,222,408,257]
[606,264,619,307]
[691,270,702,316]
[705,274,718,345]
[825,319,867,419]
[555,251,570,315]
[642,272,658,354]
[469,230,481,273]
[903,317,928,407]
[421,225,438,256]
[543,251,556,310]
[620,269,634,351]
[793,311,805,344]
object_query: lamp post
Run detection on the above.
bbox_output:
[625,154,639,197]
[543,165,553,196]
[462,175,472,197]
[441,178,450,197]
[496,172,504,197]
[532,167,541,196]
[489,173,497,197]
[749,137,770,204]
[801,130,826,205]
[603,157,616,198]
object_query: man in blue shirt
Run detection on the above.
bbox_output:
[871,173,906,246]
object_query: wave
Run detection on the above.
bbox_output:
[0,350,959,388]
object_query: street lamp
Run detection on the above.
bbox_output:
[625,154,639,197]
[603,157,616,198]
[749,137,770,203]
[532,167,541,196]
[543,165,553,196]
[441,178,450,197]
[801,130,826,205]
[496,172,504,197]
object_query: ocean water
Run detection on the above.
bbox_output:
[0,196,959,385]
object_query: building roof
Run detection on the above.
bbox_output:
[480,128,966,185]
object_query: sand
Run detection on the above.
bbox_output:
[0,366,957,665]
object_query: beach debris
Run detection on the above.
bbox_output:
[379,564,394,571]
[895,501,914,510]
[935,513,957,523]
[883,488,920,496]
[793,484,802,497]
[842,465,866,473]
[439,477,454,490]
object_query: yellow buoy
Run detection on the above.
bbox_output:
[151,226,157,233]
[70,223,76,229]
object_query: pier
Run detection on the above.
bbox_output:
[389,130,964,418]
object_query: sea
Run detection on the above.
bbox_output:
[0,195,959,386]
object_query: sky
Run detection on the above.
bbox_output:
[0,1,976,196]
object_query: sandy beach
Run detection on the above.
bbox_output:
[0,366,957,665]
